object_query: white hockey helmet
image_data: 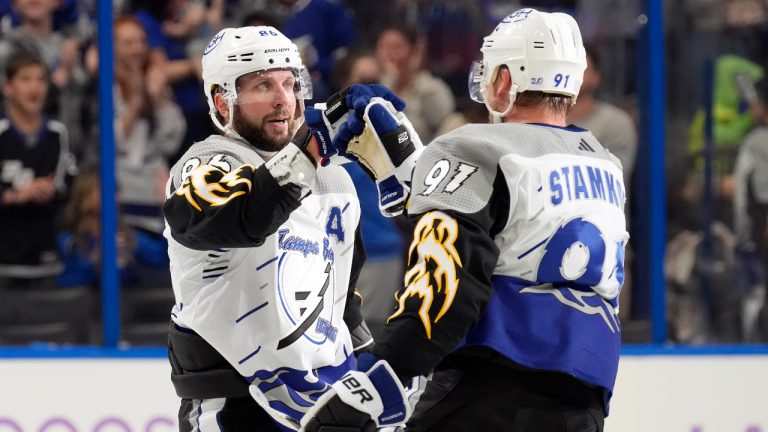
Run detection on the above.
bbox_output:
[201,26,312,137]
[468,8,586,121]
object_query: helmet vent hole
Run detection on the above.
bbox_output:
[269,59,275,64]
[285,57,291,63]
[235,35,241,39]
[533,41,545,49]
[520,66,525,71]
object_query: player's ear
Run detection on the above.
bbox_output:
[493,66,513,99]
[214,91,230,120]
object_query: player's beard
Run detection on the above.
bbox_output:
[232,105,295,153]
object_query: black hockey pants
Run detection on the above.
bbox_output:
[406,356,605,432]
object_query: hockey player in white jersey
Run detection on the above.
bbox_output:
[162,26,413,431]
[304,8,628,432]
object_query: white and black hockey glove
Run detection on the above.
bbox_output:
[341,97,423,217]
[304,85,407,166]
[300,354,413,432]
[264,127,317,199]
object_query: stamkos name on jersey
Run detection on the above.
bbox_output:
[549,164,625,210]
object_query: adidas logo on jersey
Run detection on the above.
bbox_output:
[577,139,595,152]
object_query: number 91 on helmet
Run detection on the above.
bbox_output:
[201,26,313,135]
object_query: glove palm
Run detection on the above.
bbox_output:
[343,98,424,217]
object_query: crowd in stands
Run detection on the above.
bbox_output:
[3,0,766,346]
[661,0,768,344]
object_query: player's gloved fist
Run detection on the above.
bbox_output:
[300,354,411,432]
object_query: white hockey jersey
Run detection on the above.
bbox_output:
[375,122,628,410]
[163,135,364,429]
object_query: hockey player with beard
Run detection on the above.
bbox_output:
[303,8,628,432]
[162,26,412,431]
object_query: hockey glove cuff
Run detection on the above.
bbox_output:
[304,107,333,165]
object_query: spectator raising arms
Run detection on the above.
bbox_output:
[114,15,185,235]
[376,25,455,144]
